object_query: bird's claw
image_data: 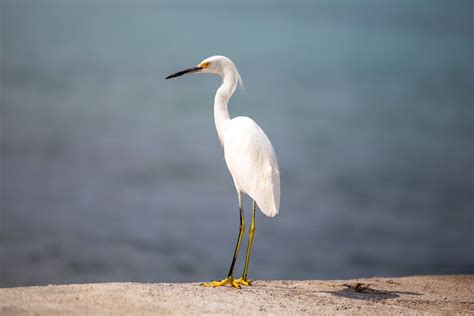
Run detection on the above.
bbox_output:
[201,277,241,288]
[234,277,253,286]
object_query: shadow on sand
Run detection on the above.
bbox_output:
[324,283,421,301]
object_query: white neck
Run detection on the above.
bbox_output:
[214,68,239,145]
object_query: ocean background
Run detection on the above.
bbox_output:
[1,0,473,287]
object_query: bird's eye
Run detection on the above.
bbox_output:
[201,62,211,69]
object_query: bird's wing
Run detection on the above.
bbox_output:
[224,116,280,217]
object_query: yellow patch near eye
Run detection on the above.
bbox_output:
[200,62,210,69]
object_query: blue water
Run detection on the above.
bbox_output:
[1,1,473,287]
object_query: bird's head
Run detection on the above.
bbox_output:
[165,55,242,86]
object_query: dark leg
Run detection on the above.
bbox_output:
[201,192,245,288]
[227,193,246,277]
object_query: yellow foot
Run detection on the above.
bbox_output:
[201,276,241,289]
[234,278,253,287]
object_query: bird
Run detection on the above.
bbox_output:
[166,55,280,288]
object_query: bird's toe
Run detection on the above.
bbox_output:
[234,278,253,287]
[201,277,241,288]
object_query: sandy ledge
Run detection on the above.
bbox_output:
[1,275,473,315]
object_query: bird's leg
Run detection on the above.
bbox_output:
[235,200,256,287]
[201,193,245,289]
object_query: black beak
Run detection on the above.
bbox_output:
[165,66,202,79]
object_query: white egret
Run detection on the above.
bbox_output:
[166,55,280,288]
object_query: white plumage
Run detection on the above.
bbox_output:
[166,55,280,288]
[224,116,280,217]
[207,55,280,218]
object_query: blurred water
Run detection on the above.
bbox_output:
[1,1,473,287]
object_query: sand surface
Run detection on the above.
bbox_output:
[1,275,473,315]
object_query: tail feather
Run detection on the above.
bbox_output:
[254,171,280,217]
